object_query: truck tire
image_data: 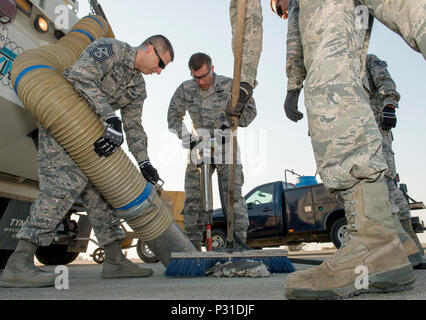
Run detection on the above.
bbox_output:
[136,239,160,263]
[0,249,13,270]
[35,244,79,265]
[212,229,226,249]
[331,217,347,249]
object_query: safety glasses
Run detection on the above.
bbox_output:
[191,66,212,80]
[148,41,165,69]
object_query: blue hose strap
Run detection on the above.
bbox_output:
[14,65,56,94]
[69,29,95,42]
[116,182,152,212]
[83,15,104,36]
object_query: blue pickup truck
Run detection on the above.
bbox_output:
[211,179,347,250]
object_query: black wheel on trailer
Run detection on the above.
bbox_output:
[92,247,105,264]
[136,239,160,263]
[35,244,79,265]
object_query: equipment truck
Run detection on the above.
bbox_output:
[0,0,93,270]
[0,0,141,270]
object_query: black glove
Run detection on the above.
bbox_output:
[284,89,303,122]
[182,133,199,150]
[380,106,397,130]
[226,82,253,117]
[139,160,160,183]
[93,116,123,157]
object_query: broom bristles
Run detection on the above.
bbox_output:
[165,249,295,277]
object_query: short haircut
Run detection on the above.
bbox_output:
[141,35,174,61]
[188,52,212,71]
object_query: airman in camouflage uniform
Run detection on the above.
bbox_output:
[364,53,424,263]
[0,36,174,287]
[279,3,424,264]
[167,53,256,249]
[18,38,151,247]
[266,0,416,299]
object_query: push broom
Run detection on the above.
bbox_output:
[165,0,295,277]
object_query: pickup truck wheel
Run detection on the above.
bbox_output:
[136,239,160,263]
[331,217,347,249]
[211,229,226,249]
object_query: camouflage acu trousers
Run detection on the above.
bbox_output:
[298,0,387,191]
[230,0,263,88]
[183,162,248,244]
[17,126,124,247]
[360,0,426,58]
[381,129,411,220]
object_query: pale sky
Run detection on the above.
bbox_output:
[75,1,426,251]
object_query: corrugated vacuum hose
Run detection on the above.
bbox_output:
[11,15,195,267]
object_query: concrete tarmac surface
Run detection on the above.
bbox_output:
[0,253,424,301]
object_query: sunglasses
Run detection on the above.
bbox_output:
[148,41,165,69]
[275,2,288,18]
[191,66,212,80]
[276,3,283,16]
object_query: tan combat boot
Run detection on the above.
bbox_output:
[400,218,424,263]
[392,214,424,267]
[285,180,416,299]
[0,240,56,288]
[101,240,153,279]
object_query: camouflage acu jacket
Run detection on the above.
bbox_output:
[167,73,257,140]
[63,38,150,162]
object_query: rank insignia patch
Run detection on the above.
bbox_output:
[90,43,114,63]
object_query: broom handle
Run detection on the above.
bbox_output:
[227,0,247,245]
